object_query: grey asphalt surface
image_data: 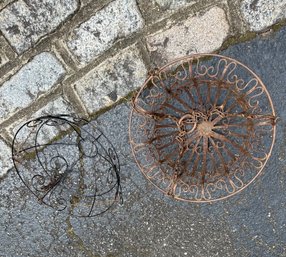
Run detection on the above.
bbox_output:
[1,27,286,257]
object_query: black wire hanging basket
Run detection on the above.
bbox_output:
[12,115,122,217]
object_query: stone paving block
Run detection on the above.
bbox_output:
[74,45,147,114]
[0,0,78,54]
[0,52,65,123]
[0,139,12,178]
[241,0,286,31]
[146,7,229,65]
[67,0,144,64]
[0,36,10,67]
[8,96,74,145]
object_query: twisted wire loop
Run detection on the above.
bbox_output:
[12,115,122,217]
[129,54,277,202]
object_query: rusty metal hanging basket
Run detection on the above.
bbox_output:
[129,54,276,202]
[12,115,122,217]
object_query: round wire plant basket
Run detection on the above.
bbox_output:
[129,54,276,202]
[12,115,122,217]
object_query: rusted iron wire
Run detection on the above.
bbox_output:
[129,54,276,202]
[12,115,122,217]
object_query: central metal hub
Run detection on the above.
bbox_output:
[197,121,213,136]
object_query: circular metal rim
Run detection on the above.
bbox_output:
[129,53,276,203]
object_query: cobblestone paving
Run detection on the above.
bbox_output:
[1,0,286,176]
[0,0,286,256]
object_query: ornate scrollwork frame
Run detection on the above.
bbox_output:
[129,54,276,202]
